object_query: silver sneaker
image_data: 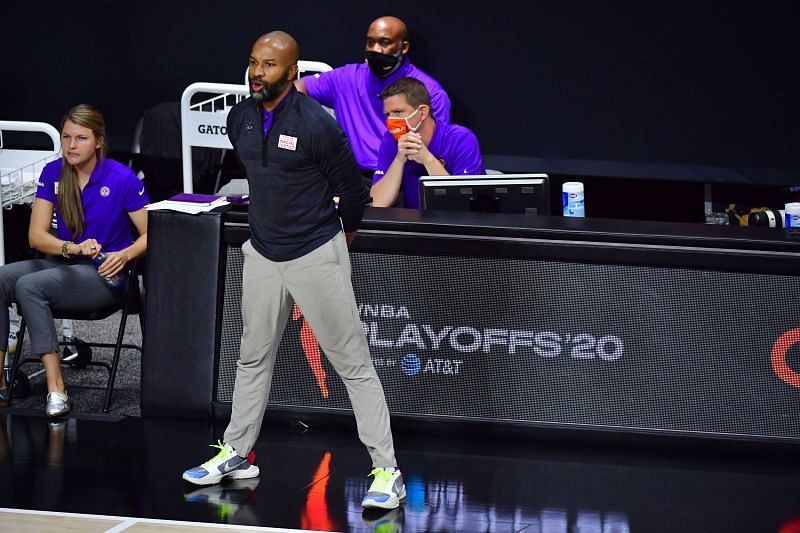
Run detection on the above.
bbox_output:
[46,391,71,417]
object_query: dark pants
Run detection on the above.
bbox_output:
[0,258,121,355]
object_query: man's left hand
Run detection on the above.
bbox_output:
[405,132,435,165]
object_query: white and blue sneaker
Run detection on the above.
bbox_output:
[362,467,406,509]
[182,441,259,486]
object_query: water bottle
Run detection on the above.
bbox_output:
[748,208,785,228]
[92,252,123,288]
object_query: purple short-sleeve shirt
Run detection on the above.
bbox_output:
[35,158,149,252]
[372,121,485,209]
[303,59,451,171]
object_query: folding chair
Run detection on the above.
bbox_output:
[6,264,144,413]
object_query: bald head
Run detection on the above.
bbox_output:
[365,16,410,64]
[253,31,299,64]
[368,16,408,42]
[248,31,300,108]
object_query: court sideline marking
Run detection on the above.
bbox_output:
[0,507,337,532]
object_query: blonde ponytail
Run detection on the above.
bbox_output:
[57,104,106,237]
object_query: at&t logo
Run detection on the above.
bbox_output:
[399,353,463,377]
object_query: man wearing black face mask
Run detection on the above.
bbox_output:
[296,16,451,184]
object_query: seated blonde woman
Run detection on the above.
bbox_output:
[0,104,148,416]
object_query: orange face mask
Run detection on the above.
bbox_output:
[386,106,423,141]
[386,118,409,140]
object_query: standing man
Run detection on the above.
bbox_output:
[182,31,405,511]
[372,77,485,208]
[296,16,451,183]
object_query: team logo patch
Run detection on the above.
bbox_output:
[245,122,255,134]
[100,186,111,197]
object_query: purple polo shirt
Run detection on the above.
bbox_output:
[302,59,451,171]
[373,121,485,209]
[35,158,149,253]
[261,90,290,138]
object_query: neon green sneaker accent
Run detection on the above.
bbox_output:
[202,441,234,469]
[367,467,395,493]
[219,503,234,521]
[375,521,400,533]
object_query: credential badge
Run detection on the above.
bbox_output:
[278,134,298,151]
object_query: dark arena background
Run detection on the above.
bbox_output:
[2,1,798,185]
[3,2,800,532]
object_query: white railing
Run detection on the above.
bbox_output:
[180,60,333,193]
[0,121,61,265]
[180,82,249,194]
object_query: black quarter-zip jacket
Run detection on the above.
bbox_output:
[226,87,370,261]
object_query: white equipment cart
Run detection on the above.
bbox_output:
[0,121,61,265]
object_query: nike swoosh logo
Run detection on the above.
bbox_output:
[217,456,245,474]
[139,188,145,196]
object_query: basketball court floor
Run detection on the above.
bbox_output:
[0,410,799,532]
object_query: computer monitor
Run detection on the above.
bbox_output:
[419,174,550,215]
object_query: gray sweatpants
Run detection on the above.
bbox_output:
[224,232,397,468]
[0,258,121,355]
